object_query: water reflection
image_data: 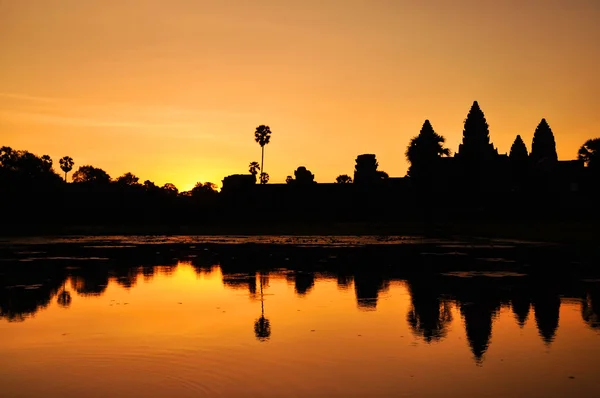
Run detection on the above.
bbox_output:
[353,270,390,310]
[0,264,67,322]
[254,274,271,342]
[582,285,600,330]
[533,290,561,345]
[511,287,531,327]
[406,279,452,343]
[1,247,599,365]
[287,271,315,297]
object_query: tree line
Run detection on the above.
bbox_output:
[2,101,598,191]
[2,101,599,228]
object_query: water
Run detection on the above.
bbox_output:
[1,236,599,398]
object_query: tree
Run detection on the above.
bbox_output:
[456,101,497,162]
[59,156,74,182]
[57,290,72,308]
[0,148,62,189]
[254,274,271,342]
[336,174,353,184]
[72,165,111,184]
[162,183,178,195]
[116,172,140,186]
[40,155,53,171]
[191,182,218,198]
[0,146,14,168]
[254,125,272,184]
[143,180,159,191]
[248,161,260,176]
[293,166,315,184]
[285,175,294,184]
[259,172,269,184]
[578,138,600,191]
[405,120,450,184]
[578,138,600,169]
[530,118,558,164]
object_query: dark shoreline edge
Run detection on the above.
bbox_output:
[3,219,598,246]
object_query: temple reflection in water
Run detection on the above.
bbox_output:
[2,249,599,365]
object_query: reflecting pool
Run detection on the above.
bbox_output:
[1,237,599,398]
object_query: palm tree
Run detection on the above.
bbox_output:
[59,156,74,182]
[259,172,269,184]
[57,279,72,308]
[41,155,53,171]
[248,161,260,176]
[254,273,271,341]
[254,125,272,184]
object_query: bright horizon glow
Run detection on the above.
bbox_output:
[1,0,599,189]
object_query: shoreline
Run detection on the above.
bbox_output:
[3,219,598,246]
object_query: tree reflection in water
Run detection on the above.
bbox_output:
[56,279,72,308]
[582,286,600,330]
[0,250,597,361]
[254,272,271,342]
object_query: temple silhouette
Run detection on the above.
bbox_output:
[220,101,589,225]
[2,100,599,230]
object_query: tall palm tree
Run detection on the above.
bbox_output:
[254,125,272,184]
[59,156,74,182]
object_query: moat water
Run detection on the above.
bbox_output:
[1,236,599,398]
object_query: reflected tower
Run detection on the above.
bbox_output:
[532,292,561,345]
[459,292,501,364]
[406,280,452,343]
[288,271,315,297]
[353,271,389,310]
[511,291,531,328]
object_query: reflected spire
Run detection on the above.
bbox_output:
[460,300,499,364]
[511,295,531,328]
[532,293,561,345]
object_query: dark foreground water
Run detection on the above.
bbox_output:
[1,236,599,398]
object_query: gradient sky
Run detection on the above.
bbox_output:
[1,0,599,190]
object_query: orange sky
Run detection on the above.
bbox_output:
[1,0,599,190]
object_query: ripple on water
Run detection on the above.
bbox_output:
[441,271,527,278]
[39,342,312,397]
